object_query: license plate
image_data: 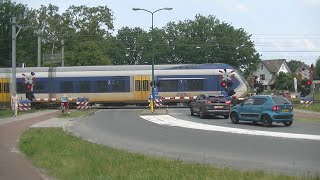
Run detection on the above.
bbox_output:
[214,106,224,109]
[282,109,289,112]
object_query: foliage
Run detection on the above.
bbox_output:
[274,72,294,91]
[110,27,149,65]
[287,60,308,73]
[316,57,320,77]
[0,2,114,67]
[163,15,261,73]
[0,1,38,67]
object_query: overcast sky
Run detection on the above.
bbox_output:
[14,0,320,65]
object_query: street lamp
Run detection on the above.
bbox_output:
[132,7,172,113]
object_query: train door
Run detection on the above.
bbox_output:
[0,78,10,104]
[134,76,151,103]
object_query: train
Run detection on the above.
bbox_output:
[0,63,249,107]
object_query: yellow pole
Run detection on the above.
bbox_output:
[150,100,154,113]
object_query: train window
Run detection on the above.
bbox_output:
[0,82,2,93]
[96,81,108,92]
[111,80,126,92]
[142,80,149,91]
[4,83,9,93]
[135,80,141,91]
[33,82,47,93]
[60,81,73,93]
[158,80,178,92]
[185,79,204,91]
[16,82,24,93]
[79,81,90,93]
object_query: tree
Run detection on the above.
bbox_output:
[274,72,294,91]
[110,27,148,65]
[162,14,260,72]
[287,60,308,73]
[316,56,320,78]
[0,1,37,67]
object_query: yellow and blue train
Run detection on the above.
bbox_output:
[0,63,249,107]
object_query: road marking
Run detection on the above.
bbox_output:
[140,115,320,141]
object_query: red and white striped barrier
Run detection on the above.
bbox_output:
[300,100,313,107]
[18,102,31,111]
[76,101,89,110]
[161,96,197,100]
[35,97,78,102]
[148,98,163,107]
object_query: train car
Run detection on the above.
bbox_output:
[0,63,249,107]
[0,77,10,106]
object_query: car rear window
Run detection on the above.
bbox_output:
[272,96,291,104]
[207,96,229,103]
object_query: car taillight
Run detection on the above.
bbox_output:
[272,106,279,111]
[225,100,231,105]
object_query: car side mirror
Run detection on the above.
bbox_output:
[240,103,244,107]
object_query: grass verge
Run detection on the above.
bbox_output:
[58,110,96,118]
[294,118,320,123]
[0,109,41,119]
[20,128,317,180]
[294,103,320,112]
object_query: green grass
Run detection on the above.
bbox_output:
[0,109,41,118]
[294,118,320,123]
[20,128,318,180]
[294,103,320,112]
[58,110,96,118]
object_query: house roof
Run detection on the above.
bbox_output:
[261,59,287,73]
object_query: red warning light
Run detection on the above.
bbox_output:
[221,81,227,87]
[306,80,312,86]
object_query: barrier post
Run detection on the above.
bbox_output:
[18,99,31,111]
[76,98,89,110]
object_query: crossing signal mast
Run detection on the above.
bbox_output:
[252,76,264,95]
[22,72,36,101]
[299,67,313,97]
[219,69,235,97]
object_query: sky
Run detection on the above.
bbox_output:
[14,0,320,65]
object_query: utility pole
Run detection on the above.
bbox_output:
[61,39,64,67]
[11,17,16,94]
[37,29,41,67]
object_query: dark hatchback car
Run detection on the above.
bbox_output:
[230,95,294,127]
[190,94,231,119]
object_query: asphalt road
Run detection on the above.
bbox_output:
[66,108,320,177]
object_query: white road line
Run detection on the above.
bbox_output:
[140,115,320,141]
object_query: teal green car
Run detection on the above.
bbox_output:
[230,95,293,127]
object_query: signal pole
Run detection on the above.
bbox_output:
[37,29,41,67]
[11,17,17,94]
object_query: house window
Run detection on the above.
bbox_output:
[261,65,263,70]
[282,65,284,70]
[260,74,265,80]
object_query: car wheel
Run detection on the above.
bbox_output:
[223,115,229,119]
[199,108,206,119]
[262,115,272,127]
[283,121,293,127]
[230,112,239,124]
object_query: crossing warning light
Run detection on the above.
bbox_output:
[306,80,312,86]
[221,81,227,88]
